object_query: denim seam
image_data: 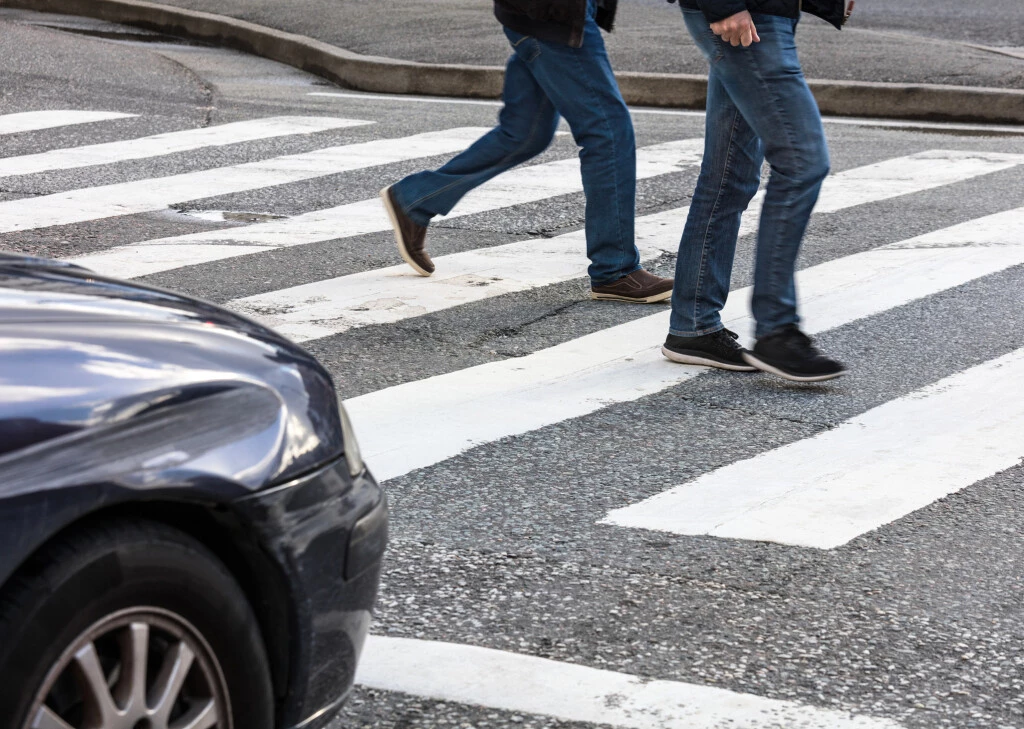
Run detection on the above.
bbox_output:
[740,30,804,335]
[567,40,632,282]
[692,95,742,333]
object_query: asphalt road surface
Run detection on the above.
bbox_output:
[2,9,1023,729]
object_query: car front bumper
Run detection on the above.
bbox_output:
[233,455,388,729]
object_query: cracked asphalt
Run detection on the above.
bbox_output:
[1,9,1023,729]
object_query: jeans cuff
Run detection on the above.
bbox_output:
[668,324,725,338]
[390,181,432,227]
[590,263,642,288]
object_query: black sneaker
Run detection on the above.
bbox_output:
[743,324,846,382]
[662,329,757,372]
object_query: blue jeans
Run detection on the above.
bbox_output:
[669,9,830,339]
[390,0,640,286]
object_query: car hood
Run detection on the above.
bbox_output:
[0,254,345,496]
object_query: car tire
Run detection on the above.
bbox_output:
[0,518,275,729]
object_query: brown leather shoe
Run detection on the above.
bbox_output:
[591,269,673,303]
[380,185,434,276]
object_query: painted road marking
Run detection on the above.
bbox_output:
[738,150,1024,236]
[603,347,1024,550]
[0,110,134,136]
[0,127,489,234]
[229,208,685,341]
[0,116,369,178]
[358,636,904,729]
[345,207,1024,482]
[227,149,1024,342]
[68,138,704,279]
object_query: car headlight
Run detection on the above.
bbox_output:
[338,401,365,477]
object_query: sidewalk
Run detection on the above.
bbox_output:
[8,0,1024,123]
[149,0,1024,90]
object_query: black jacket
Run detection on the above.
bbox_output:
[673,0,849,30]
[494,0,618,48]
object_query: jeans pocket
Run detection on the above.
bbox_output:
[682,9,725,65]
[507,30,543,63]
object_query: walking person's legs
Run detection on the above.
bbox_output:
[504,1,670,300]
[663,62,763,371]
[665,8,844,379]
[382,52,559,275]
[384,0,672,301]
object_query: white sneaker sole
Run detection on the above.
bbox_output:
[380,186,432,277]
[742,352,847,382]
[661,346,758,372]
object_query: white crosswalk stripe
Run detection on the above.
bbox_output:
[602,345,1024,550]
[359,636,905,729]
[68,138,703,279]
[228,149,1024,342]
[0,116,368,178]
[345,207,1024,482]
[230,207,683,341]
[0,110,135,135]
[0,126,488,234]
[739,150,1024,236]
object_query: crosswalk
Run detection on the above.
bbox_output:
[4,107,1023,729]
[346,205,1024,482]
[0,110,135,136]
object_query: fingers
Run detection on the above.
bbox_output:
[711,14,759,47]
[740,21,759,46]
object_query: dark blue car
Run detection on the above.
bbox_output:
[0,253,387,729]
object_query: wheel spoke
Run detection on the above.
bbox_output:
[170,699,219,729]
[30,706,75,729]
[117,622,150,711]
[72,642,119,723]
[149,641,195,720]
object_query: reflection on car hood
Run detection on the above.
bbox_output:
[0,254,345,494]
[0,252,285,336]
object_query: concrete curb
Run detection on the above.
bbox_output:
[5,0,1024,125]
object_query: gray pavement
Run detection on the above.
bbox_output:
[2,11,1024,729]
[136,0,1024,88]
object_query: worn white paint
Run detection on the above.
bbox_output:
[0,127,490,233]
[229,149,1024,341]
[69,138,703,279]
[603,347,1024,549]
[738,150,1024,236]
[230,207,687,341]
[345,207,1024,482]
[358,636,905,729]
[0,110,134,135]
[0,116,369,178]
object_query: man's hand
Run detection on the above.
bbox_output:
[710,10,760,47]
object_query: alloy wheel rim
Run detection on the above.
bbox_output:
[23,607,232,729]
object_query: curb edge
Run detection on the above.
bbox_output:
[4,0,1023,125]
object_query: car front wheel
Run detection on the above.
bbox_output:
[0,519,275,729]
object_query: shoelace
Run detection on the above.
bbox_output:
[784,328,823,358]
[716,329,744,350]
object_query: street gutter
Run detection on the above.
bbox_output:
[4,0,1023,125]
